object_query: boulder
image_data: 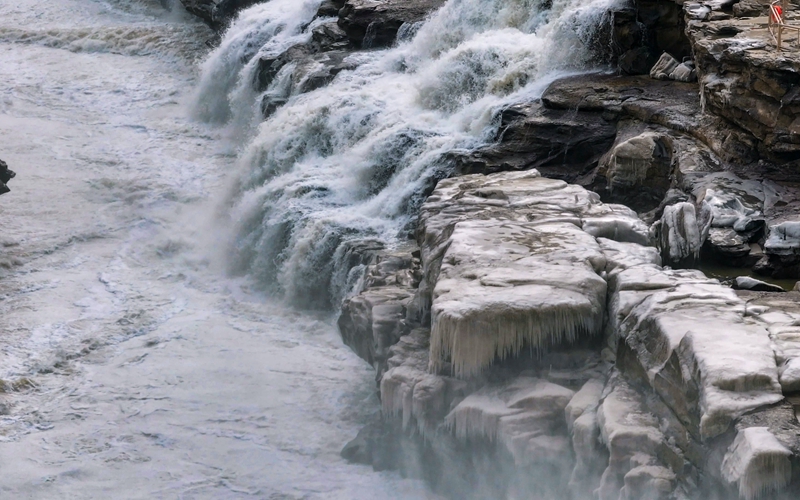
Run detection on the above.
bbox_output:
[655,201,712,267]
[649,52,696,82]
[0,159,15,195]
[598,132,674,212]
[338,248,420,379]
[721,427,792,500]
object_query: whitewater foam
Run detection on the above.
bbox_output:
[198,0,622,308]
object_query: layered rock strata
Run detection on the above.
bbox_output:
[340,169,800,498]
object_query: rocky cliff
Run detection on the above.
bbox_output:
[182,0,800,497]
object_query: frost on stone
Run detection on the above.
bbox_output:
[765,221,800,258]
[429,220,607,378]
[597,237,661,275]
[690,172,765,230]
[445,377,574,466]
[738,294,800,395]
[565,378,605,432]
[721,427,792,500]
[380,328,459,436]
[613,268,784,439]
[779,358,800,393]
[566,379,607,496]
[595,375,676,500]
[656,201,712,267]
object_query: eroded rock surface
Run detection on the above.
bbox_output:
[340,169,800,498]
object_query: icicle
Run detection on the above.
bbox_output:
[721,427,792,500]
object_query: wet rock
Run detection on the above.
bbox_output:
[541,73,758,165]
[705,228,753,265]
[687,14,800,159]
[341,417,402,470]
[0,159,15,195]
[310,20,352,52]
[733,276,785,292]
[338,0,446,48]
[318,0,346,18]
[180,0,263,28]
[338,247,420,379]
[449,102,616,183]
[619,47,658,75]
[732,0,764,18]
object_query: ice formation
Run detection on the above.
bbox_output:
[721,427,792,500]
[445,377,574,465]
[613,267,785,439]
[429,221,608,377]
[419,171,654,378]
[656,201,712,266]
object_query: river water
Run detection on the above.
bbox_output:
[0,0,622,496]
[0,0,433,497]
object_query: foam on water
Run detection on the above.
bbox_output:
[198,0,621,309]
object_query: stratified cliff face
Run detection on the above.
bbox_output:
[340,168,800,499]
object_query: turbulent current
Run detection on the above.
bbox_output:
[200,0,620,309]
[0,0,620,497]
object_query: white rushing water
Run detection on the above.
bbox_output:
[196,0,620,310]
[0,0,434,497]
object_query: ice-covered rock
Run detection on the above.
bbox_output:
[429,220,608,378]
[609,260,786,439]
[733,276,785,293]
[721,427,792,500]
[733,291,800,396]
[655,201,712,267]
[596,375,679,500]
[780,358,800,393]
[418,171,655,378]
[445,377,574,466]
[650,52,696,82]
[765,222,800,258]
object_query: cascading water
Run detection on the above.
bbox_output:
[191,0,324,127]
[195,0,622,309]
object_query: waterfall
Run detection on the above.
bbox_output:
[195,0,622,309]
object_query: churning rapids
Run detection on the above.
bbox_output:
[0,0,621,497]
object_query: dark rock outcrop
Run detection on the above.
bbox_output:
[0,159,15,195]
[337,0,446,48]
[179,0,263,29]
